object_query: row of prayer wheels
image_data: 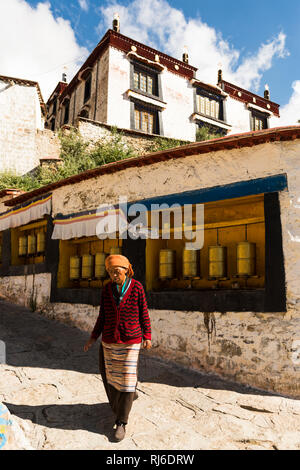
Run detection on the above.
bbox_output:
[70,247,122,280]
[18,232,46,257]
[159,242,256,280]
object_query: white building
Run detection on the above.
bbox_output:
[46,22,281,141]
[0,75,46,175]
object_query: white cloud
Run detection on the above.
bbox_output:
[78,0,88,12]
[0,0,88,101]
[279,81,300,125]
[99,0,288,93]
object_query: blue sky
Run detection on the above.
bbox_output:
[1,0,299,123]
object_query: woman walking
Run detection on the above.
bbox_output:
[84,254,151,441]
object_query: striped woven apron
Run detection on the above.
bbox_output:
[102,341,141,392]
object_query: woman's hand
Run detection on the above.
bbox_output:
[143,340,152,350]
[83,337,96,352]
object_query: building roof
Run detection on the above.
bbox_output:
[4,125,300,208]
[0,189,26,199]
[47,81,68,105]
[59,29,198,102]
[0,74,46,115]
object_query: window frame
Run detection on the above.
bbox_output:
[250,109,269,131]
[130,60,162,100]
[63,99,70,125]
[195,87,224,122]
[131,102,161,136]
[84,73,92,104]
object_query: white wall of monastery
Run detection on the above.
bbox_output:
[107,47,131,129]
[161,70,195,141]
[225,96,280,135]
[0,81,41,175]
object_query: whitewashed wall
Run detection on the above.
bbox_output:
[107,47,131,129]
[161,70,195,141]
[225,96,280,135]
[0,82,40,175]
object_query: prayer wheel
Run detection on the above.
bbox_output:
[94,252,106,279]
[110,247,122,254]
[182,248,197,278]
[37,231,46,254]
[27,234,37,255]
[81,254,94,279]
[70,255,81,280]
[18,236,27,257]
[236,242,256,277]
[208,246,227,279]
[159,249,176,280]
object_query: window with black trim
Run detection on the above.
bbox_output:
[63,99,70,124]
[53,98,57,116]
[134,104,158,134]
[133,64,158,97]
[196,88,223,121]
[84,73,92,103]
[251,110,268,131]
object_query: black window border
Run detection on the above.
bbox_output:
[249,109,269,131]
[130,100,163,136]
[194,86,225,122]
[129,60,163,101]
[63,99,70,125]
[84,73,92,104]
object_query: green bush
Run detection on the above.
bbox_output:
[146,137,188,153]
[196,126,221,142]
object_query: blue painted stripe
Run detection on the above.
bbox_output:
[125,174,288,212]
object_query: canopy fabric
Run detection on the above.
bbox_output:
[0,194,52,231]
[51,206,129,240]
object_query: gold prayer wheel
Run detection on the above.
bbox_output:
[182,249,197,278]
[70,255,81,280]
[159,249,176,280]
[94,252,106,279]
[81,254,94,279]
[110,247,122,254]
[208,246,227,279]
[18,236,27,257]
[27,234,37,255]
[236,242,256,277]
[37,231,46,254]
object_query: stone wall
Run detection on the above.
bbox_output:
[77,117,188,155]
[36,129,61,162]
[0,274,51,310]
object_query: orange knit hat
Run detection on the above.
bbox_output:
[105,254,134,277]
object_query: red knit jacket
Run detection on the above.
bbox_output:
[90,278,151,344]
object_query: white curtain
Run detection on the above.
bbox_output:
[51,207,129,240]
[0,194,52,231]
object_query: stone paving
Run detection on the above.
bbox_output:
[1,298,300,450]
